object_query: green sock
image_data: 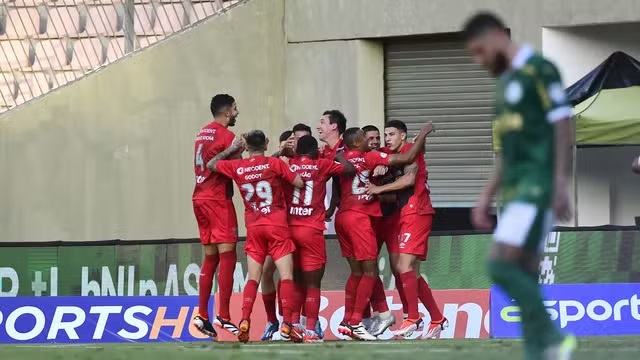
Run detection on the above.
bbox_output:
[488,260,563,360]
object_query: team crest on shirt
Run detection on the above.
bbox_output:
[505,81,523,104]
[380,152,388,158]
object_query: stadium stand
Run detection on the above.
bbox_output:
[0,0,239,112]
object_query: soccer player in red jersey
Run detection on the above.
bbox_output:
[208,130,305,343]
[260,125,314,341]
[335,124,433,340]
[360,125,402,336]
[191,94,243,338]
[366,120,447,339]
[286,135,356,342]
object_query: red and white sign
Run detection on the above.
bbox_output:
[215,289,490,342]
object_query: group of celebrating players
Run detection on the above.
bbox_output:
[191,94,445,343]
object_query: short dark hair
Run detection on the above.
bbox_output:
[296,135,319,158]
[343,127,363,149]
[210,94,235,117]
[362,125,379,134]
[323,110,347,135]
[245,130,267,151]
[385,120,407,133]
[279,130,293,143]
[292,123,312,134]
[462,12,506,41]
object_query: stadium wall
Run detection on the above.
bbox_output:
[0,0,286,241]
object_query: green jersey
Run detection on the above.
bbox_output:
[493,47,572,208]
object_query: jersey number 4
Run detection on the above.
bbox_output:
[195,144,205,171]
[292,180,314,206]
[241,181,273,207]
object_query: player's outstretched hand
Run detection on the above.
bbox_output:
[412,122,436,143]
[232,137,246,152]
[372,165,388,177]
[284,134,296,149]
[471,196,494,231]
[365,183,382,196]
[280,146,295,158]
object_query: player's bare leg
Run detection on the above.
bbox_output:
[412,260,447,339]
[274,253,303,343]
[302,266,325,343]
[347,259,378,341]
[193,244,219,338]
[339,258,362,339]
[260,256,279,341]
[213,242,239,336]
[238,256,264,343]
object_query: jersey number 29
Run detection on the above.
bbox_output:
[241,181,273,207]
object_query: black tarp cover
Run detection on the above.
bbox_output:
[566,51,640,106]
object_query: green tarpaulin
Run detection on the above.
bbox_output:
[574,86,640,145]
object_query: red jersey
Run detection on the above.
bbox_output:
[319,138,345,159]
[337,149,390,217]
[286,156,345,231]
[216,156,298,228]
[396,143,435,216]
[192,122,237,201]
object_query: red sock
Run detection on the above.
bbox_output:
[342,274,361,323]
[292,283,305,324]
[305,288,321,331]
[277,279,283,317]
[242,279,259,320]
[371,277,389,313]
[363,302,372,318]
[418,277,443,321]
[279,279,294,323]
[217,251,236,320]
[262,292,278,323]
[198,254,219,320]
[350,274,376,325]
[395,274,408,314]
[400,271,419,320]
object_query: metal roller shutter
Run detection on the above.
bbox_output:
[384,37,495,207]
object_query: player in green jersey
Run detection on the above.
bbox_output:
[463,13,576,360]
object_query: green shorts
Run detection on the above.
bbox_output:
[493,202,553,253]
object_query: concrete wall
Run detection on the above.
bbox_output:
[285,40,384,133]
[543,23,640,226]
[0,0,286,241]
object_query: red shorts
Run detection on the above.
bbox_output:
[290,226,326,272]
[398,213,433,261]
[375,212,401,254]
[335,210,378,261]
[193,199,238,245]
[245,225,296,265]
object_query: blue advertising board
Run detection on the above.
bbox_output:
[0,296,214,343]
[491,283,640,337]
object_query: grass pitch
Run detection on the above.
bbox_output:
[1,337,638,360]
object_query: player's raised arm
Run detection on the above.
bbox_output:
[334,152,356,176]
[207,138,245,171]
[386,122,434,167]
